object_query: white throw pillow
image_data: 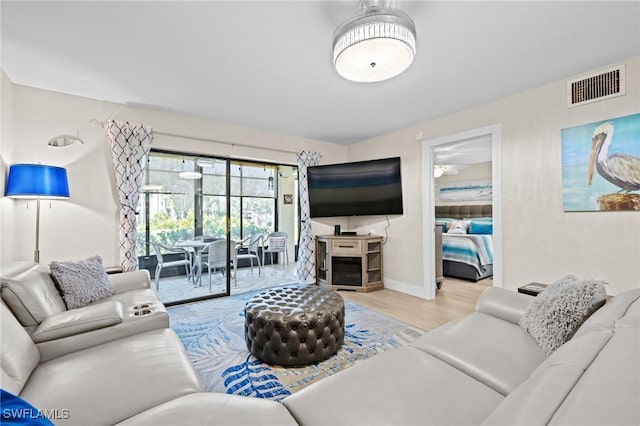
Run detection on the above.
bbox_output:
[447,220,470,234]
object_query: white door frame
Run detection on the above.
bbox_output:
[421,124,503,299]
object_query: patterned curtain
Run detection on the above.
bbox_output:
[296,151,321,283]
[105,120,153,272]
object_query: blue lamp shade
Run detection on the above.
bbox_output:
[5,164,70,199]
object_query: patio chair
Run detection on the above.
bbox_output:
[262,232,289,269]
[235,233,263,278]
[151,241,192,290]
[201,239,235,291]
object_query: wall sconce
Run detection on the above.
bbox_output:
[47,131,85,147]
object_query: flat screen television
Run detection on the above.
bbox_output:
[307,157,404,218]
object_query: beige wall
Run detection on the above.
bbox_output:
[0,81,346,266]
[2,57,639,296]
[1,71,15,264]
[348,56,640,296]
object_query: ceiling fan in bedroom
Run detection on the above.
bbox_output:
[433,164,471,178]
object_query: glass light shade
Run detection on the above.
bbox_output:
[5,164,70,198]
[333,8,416,83]
[178,171,203,180]
[434,165,446,178]
[142,184,164,192]
[196,158,215,168]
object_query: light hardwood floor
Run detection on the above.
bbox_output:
[340,277,493,330]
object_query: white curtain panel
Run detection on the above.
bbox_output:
[296,151,320,283]
[105,120,153,272]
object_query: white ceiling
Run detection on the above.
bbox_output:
[2,1,639,145]
[434,135,492,168]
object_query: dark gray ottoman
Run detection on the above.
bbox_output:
[244,286,345,366]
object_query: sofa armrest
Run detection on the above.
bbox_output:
[108,270,151,294]
[476,287,533,325]
[31,301,123,343]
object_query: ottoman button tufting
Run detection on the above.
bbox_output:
[244,286,345,366]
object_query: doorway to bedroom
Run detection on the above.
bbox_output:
[422,124,503,299]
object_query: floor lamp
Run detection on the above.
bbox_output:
[5,164,70,262]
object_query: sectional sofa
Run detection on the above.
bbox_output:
[1,261,638,425]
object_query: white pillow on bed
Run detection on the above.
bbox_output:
[447,220,470,234]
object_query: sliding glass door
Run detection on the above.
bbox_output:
[136,152,229,304]
[137,150,282,305]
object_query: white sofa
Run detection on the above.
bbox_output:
[1,262,169,361]
[284,287,640,426]
[0,262,295,426]
[1,261,638,425]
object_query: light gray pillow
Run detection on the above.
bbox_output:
[50,255,113,310]
[519,275,607,355]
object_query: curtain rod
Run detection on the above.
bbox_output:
[90,119,314,157]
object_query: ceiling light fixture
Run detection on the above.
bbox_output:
[434,165,446,178]
[142,184,164,192]
[333,1,417,83]
[196,158,215,168]
[178,171,202,180]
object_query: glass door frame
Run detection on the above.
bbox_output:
[140,149,289,306]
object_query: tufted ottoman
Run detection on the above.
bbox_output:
[244,286,345,366]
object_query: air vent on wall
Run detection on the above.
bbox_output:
[567,65,625,107]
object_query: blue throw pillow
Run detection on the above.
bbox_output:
[1,389,54,425]
[468,221,493,234]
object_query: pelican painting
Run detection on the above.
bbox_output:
[588,122,640,193]
[562,113,640,211]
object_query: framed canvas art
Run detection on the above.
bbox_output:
[561,113,640,211]
[439,179,492,202]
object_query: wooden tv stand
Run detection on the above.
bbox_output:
[315,235,384,293]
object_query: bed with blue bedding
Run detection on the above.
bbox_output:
[435,204,493,282]
[442,233,493,281]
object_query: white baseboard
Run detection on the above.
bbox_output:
[383,278,434,300]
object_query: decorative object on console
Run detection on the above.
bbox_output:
[4,163,70,262]
[50,255,113,309]
[333,1,416,83]
[519,275,607,354]
[561,112,640,212]
[517,282,547,296]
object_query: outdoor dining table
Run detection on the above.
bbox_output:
[174,239,242,287]
[174,240,210,286]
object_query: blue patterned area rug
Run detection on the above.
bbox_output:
[168,285,426,401]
